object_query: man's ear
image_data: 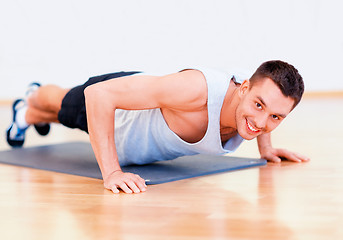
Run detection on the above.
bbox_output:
[238,79,250,98]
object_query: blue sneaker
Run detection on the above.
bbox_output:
[26,82,50,136]
[26,82,41,96]
[6,99,28,147]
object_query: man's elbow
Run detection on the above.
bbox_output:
[84,85,115,110]
[84,85,100,103]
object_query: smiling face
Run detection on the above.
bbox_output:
[235,77,295,140]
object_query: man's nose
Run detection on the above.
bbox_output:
[254,114,268,129]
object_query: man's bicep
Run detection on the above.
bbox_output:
[88,70,207,111]
[85,74,163,110]
[155,70,208,110]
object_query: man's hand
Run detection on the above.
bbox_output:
[257,133,310,163]
[259,146,310,163]
[104,170,147,194]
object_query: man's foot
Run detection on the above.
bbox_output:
[26,82,51,136]
[26,82,41,96]
[6,99,28,147]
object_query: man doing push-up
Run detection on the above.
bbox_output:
[6,60,310,194]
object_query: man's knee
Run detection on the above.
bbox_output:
[28,84,67,113]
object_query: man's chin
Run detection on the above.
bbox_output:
[238,130,260,140]
[242,135,256,140]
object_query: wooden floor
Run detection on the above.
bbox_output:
[0,97,342,240]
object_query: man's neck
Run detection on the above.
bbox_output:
[220,80,240,130]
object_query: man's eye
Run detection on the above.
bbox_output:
[272,115,279,120]
[256,102,262,109]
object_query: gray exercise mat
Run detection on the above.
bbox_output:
[0,142,267,185]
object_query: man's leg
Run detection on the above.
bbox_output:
[26,84,70,124]
[7,71,140,147]
[6,84,70,147]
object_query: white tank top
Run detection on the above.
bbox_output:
[114,67,245,166]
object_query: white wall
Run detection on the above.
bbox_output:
[1,0,342,99]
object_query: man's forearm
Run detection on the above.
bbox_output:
[257,133,272,154]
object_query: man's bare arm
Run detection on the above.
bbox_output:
[84,70,207,193]
[84,83,146,194]
[257,133,310,162]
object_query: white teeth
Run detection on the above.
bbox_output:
[247,121,259,132]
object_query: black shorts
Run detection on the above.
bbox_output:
[58,71,140,133]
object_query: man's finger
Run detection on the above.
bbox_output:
[294,153,310,162]
[278,150,302,162]
[119,183,133,194]
[265,153,281,162]
[271,155,281,163]
[111,187,120,194]
[136,180,147,192]
[132,175,147,189]
[135,174,147,187]
[126,180,141,193]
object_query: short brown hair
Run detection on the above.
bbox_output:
[250,60,304,108]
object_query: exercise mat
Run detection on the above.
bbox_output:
[0,142,267,184]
